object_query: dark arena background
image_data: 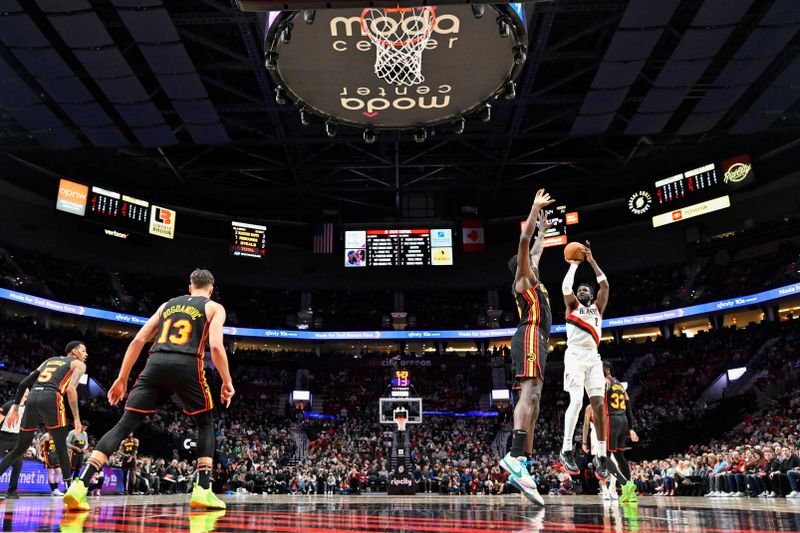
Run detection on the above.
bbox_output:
[0,0,799,532]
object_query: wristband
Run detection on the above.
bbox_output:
[596,274,607,284]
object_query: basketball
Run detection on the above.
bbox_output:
[564,242,586,262]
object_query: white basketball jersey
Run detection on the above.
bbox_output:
[566,302,602,350]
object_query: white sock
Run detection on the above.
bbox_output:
[562,391,582,452]
[597,443,607,457]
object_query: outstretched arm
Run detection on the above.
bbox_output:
[530,211,556,271]
[584,242,609,314]
[516,189,555,292]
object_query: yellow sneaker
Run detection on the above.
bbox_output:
[190,484,226,510]
[621,481,638,504]
[189,510,226,533]
[63,480,90,512]
[60,510,89,533]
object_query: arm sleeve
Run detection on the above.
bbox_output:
[562,264,578,296]
[15,370,40,404]
[625,396,635,430]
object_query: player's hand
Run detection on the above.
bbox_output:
[582,443,589,454]
[583,241,595,263]
[74,419,83,435]
[537,212,556,232]
[221,381,235,408]
[630,429,639,443]
[5,407,19,431]
[532,188,555,210]
[108,377,128,406]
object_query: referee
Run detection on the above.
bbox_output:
[0,389,28,499]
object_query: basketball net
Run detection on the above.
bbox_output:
[360,7,436,87]
[395,415,407,432]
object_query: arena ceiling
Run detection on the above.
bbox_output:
[1,0,799,224]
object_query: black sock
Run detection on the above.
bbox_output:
[79,461,101,485]
[49,482,57,491]
[197,467,212,490]
[510,430,527,459]
[63,477,72,489]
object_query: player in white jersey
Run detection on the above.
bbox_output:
[559,242,610,479]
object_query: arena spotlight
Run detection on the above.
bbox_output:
[281,23,292,44]
[513,45,527,65]
[363,128,378,144]
[505,81,517,100]
[275,85,287,105]
[471,4,485,18]
[413,128,427,143]
[303,9,315,24]
[481,103,492,122]
[325,119,337,138]
[454,116,466,135]
[299,107,310,126]
[264,51,278,71]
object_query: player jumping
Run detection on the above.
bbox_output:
[64,269,235,512]
[500,189,555,506]
[559,242,610,480]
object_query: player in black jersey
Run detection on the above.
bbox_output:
[603,361,639,503]
[65,269,234,512]
[119,433,139,494]
[0,341,87,501]
[40,432,64,495]
[500,189,555,506]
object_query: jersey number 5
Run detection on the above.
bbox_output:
[38,366,58,383]
[156,319,193,345]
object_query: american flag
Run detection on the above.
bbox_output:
[313,222,335,254]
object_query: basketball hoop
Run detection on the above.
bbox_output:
[395,415,408,432]
[360,6,437,87]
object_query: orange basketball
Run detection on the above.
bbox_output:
[564,242,586,262]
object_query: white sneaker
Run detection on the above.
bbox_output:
[758,492,768,498]
[610,489,619,500]
[734,492,744,497]
[704,491,715,497]
[501,453,544,506]
[767,492,776,498]
[51,489,64,496]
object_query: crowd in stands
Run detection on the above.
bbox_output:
[3,238,797,331]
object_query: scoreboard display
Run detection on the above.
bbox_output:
[345,228,453,267]
[655,163,718,206]
[520,205,568,247]
[87,186,150,231]
[230,221,267,258]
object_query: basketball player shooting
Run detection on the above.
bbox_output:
[500,189,555,506]
[64,269,235,512]
[559,242,610,480]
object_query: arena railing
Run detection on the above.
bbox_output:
[0,282,798,341]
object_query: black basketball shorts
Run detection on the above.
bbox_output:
[125,352,214,416]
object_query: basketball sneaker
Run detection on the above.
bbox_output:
[63,479,90,512]
[190,484,227,510]
[620,481,638,503]
[52,488,65,496]
[501,453,544,506]
[559,450,579,475]
[593,456,609,480]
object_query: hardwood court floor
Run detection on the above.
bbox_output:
[2,493,799,532]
